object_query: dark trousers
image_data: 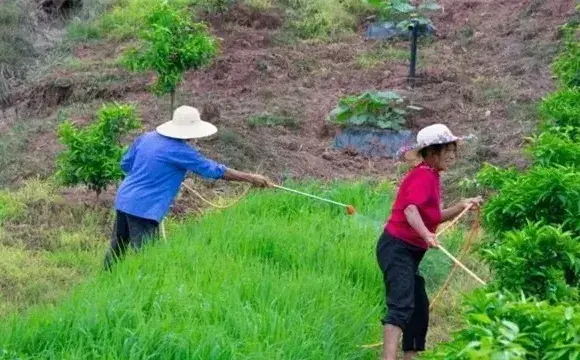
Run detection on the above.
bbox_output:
[376,231,429,352]
[104,210,159,271]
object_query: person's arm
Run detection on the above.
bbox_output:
[441,196,484,222]
[167,145,273,187]
[404,205,439,248]
[222,168,272,187]
[441,202,466,223]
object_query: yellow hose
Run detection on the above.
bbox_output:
[160,183,251,242]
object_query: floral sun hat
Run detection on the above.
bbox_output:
[396,123,476,163]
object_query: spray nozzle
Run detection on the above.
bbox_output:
[346,205,356,215]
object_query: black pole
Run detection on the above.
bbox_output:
[408,19,420,88]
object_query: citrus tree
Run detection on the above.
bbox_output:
[124,2,219,115]
[56,102,141,199]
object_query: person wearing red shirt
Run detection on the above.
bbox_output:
[377,124,483,360]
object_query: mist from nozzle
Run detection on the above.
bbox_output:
[349,212,384,232]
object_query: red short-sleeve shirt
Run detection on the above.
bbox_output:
[385,162,442,250]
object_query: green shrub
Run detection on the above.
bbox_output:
[481,166,580,236]
[55,103,141,198]
[528,128,580,167]
[539,88,580,132]
[552,24,580,88]
[422,290,580,359]
[327,91,406,130]
[474,162,521,191]
[482,222,580,303]
[124,3,218,114]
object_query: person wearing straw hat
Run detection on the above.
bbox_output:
[376,124,483,360]
[104,105,274,270]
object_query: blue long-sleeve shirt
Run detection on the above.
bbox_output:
[115,131,227,222]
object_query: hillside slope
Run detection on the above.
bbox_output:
[1,0,575,190]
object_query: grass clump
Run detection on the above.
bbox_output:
[0,181,468,358]
[0,0,36,103]
[66,0,370,41]
[278,0,369,40]
[0,179,109,317]
[356,45,409,69]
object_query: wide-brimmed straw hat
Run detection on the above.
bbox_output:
[156,106,217,140]
[397,123,475,163]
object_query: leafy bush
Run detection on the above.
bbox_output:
[124,3,218,113]
[539,88,580,133]
[482,222,580,303]
[474,162,521,191]
[527,128,580,168]
[366,0,441,31]
[481,166,580,236]
[422,291,580,359]
[552,24,580,88]
[56,103,141,198]
[328,91,406,130]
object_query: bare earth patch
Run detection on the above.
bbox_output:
[3,0,575,187]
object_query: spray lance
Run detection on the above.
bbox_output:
[271,184,356,216]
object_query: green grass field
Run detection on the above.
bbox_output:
[0,181,466,359]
